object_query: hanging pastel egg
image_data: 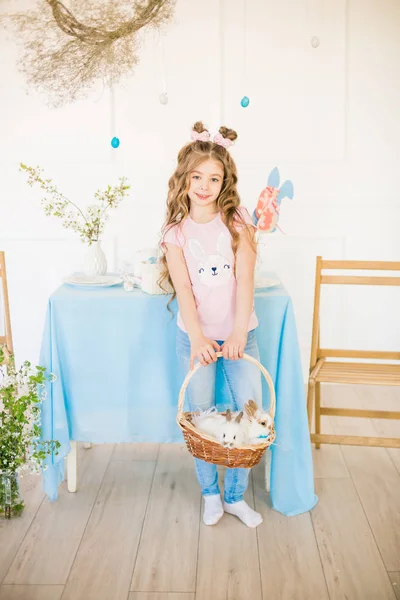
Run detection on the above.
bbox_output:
[311,36,320,48]
[111,137,120,149]
[240,96,250,108]
[159,92,168,105]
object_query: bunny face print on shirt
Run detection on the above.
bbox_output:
[188,231,233,288]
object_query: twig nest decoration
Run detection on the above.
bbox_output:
[4,0,176,107]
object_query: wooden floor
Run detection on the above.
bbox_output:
[0,385,399,600]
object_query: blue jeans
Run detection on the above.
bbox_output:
[176,327,262,504]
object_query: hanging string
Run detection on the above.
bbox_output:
[160,34,166,93]
[240,0,250,108]
[242,0,247,91]
[218,0,224,124]
[110,84,116,136]
[157,29,168,104]
[110,84,120,155]
[304,0,320,48]
[93,76,106,103]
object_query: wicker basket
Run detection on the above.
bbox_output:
[176,352,276,468]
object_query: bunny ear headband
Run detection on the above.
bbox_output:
[190,129,234,149]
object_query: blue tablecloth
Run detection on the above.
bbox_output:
[40,276,318,516]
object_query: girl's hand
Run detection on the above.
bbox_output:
[190,335,221,370]
[221,331,247,361]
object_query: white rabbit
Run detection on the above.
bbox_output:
[192,407,226,439]
[193,408,245,448]
[218,409,245,448]
[193,402,272,448]
[188,232,233,288]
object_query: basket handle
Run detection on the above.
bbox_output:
[177,352,276,421]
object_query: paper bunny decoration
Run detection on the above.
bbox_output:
[252,167,294,233]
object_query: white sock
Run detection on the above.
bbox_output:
[203,494,224,526]
[223,500,263,528]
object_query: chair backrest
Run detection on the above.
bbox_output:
[0,251,13,356]
[310,257,400,369]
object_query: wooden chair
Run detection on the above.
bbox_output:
[0,251,13,365]
[307,257,400,449]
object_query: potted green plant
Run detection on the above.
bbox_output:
[0,346,60,518]
[20,164,130,276]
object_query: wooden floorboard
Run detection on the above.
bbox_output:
[130,445,200,594]
[62,460,156,600]
[195,471,262,600]
[1,386,399,600]
[4,444,114,585]
[323,386,400,572]
[253,461,329,600]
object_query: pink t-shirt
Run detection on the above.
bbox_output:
[162,206,258,340]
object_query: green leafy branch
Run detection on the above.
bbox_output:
[20,163,130,245]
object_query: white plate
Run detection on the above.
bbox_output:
[255,277,280,289]
[64,274,123,287]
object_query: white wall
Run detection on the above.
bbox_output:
[1,0,399,378]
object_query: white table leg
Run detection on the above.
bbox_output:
[67,441,78,493]
[83,442,92,449]
[265,449,271,493]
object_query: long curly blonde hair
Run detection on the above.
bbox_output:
[158,120,254,309]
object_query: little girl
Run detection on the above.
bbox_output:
[160,121,263,528]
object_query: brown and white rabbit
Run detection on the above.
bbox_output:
[241,400,274,444]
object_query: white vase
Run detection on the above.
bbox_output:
[84,241,107,276]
